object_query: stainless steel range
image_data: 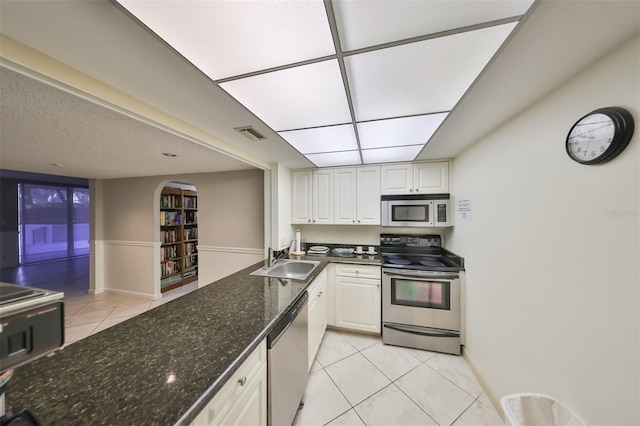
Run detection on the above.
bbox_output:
[380,234,465,355]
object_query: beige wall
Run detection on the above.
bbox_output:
[447,34,639,425]
[97,169,264,298]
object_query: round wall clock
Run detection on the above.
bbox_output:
[565,106,635,165]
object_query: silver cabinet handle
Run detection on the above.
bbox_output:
[308,219,311,223]
[238,377,247,386]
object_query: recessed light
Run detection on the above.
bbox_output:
[50,163,66,167]
[162,152,178,157]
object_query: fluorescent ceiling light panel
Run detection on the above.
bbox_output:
[345,23,517,122]
[279,125,357,154]
[306,151,361,167]
[361,145,424,164]
[220,60,352,131]
[117,0,335,80]
[357,113,448,149]
[333,0,534,51]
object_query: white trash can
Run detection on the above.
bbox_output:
[500,393,586,426]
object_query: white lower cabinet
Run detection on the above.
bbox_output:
[307,268,328,371]
[334,264,381,334]
[191,340,267,426]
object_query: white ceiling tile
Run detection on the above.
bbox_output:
[361,145,424,164]
[306,151,362,167]
[345,23,517,121]
[279,125,357,154]
[357,113,448,149]
[220,60,352,131]
[333,0,533,51]
[117,0,335,80]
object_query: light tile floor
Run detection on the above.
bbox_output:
[297,330,503,426]
[62,282,198,345]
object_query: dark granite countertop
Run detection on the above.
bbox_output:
[4,255,381,425]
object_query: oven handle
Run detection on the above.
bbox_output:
[383,268,459,280]
[384,323,459,338]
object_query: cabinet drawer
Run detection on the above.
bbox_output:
[192,340,266,426]
[307,268,328,298]
[334,263,381,279]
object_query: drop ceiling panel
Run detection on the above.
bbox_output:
[362,145,424,164]
[333,0,533,51]
[306,151,361,167]
[345,22,517,122]
[357,113,448,149]
[220,59,352,131]
[279,124,357,154]
[117,0,335,80]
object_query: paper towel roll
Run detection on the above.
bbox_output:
[295,230,301,252]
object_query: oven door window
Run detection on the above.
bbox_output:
[391,204,430,223]
[391,278,450,310]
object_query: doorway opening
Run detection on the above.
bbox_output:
[159,182,198,293]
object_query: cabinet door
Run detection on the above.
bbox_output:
[335,276,381,333]
[356,166,381,224]
[224,361,267,426]
[414,162,449,193]
[292,171,313,224]
[313,169,333,224]
[380,164,413,194]
[191,341,267,426]
[333,168,357,224]
[308,277,328,371]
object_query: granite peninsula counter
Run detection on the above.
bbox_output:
[4,254,381,425]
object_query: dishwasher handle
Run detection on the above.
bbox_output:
[267,291,308,348]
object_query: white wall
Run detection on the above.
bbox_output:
[447,34,640,425]
[97,169,264,298]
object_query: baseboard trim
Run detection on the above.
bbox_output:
[100,287,155,301]
[462,348,505,420]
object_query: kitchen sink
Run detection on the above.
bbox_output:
[250,259,321,281]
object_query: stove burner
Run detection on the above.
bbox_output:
[420,259,446,267]
[388,258,411,265]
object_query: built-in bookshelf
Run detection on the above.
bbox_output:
[160,187,198,293]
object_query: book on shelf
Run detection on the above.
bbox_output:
[162,211,182,226]
[160,194,180,209]
[183,196,197,209]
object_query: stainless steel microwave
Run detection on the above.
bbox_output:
[381,194,452,227]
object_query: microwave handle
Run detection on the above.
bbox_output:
[383,268,459,280]
[383,323,459,338]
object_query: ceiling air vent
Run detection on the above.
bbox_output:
[235,126,267,141]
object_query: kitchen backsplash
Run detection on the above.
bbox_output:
[292,225,446,246]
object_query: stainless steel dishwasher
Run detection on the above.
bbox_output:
[267,291,309,426]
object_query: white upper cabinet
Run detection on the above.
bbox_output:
[292,170,313,223]
[414,162,449,193]
[381,161,449,194]
[313,169,333,224]
[292,169,333,224]
[356,166,381,224]
[333,168,357,224]
[333,166,380,225]
[294,162,446,224]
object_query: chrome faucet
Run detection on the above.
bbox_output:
[267,246,288,267]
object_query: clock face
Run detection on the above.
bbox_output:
[566,107,634,165]
[566,113,615,163]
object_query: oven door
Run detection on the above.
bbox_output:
[382,268,460,331]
